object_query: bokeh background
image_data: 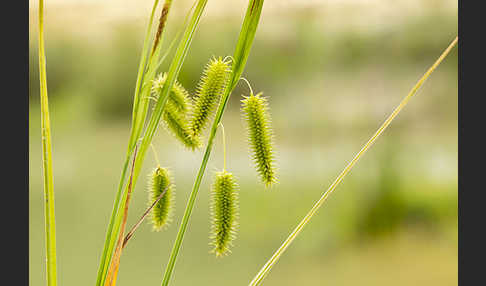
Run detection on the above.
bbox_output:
[29,0,458,285]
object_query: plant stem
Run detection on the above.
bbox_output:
[95,1,164,285]
[220,123,226,171]
[103,146,137,286]
[97,0,209,284]
[38,1,58,285]
[249,36,458,286]
[118,0,210,239]
[127,0,161,152]
[104,146,138,286]
[161,1,264,285]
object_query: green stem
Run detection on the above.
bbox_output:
[249,36,458,286]
[220,123,226,171]
[95,1,163,285]
[161,1,264,285]
[134,0,196,143]
[97,1,209,285]
[38,0,58,285]
[127,0,161,152]
[127,0,210,224]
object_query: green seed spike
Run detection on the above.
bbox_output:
[149,167,175,231]
[163,101,202,150]
[241,92,278,187]
[153,73,191,113]
[210,170,239,257]
[152,73,201,149]
[189,56,231,137]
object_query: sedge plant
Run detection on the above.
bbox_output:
[96,0,212,285]
[35,0,458,285]
[95,1,175,285]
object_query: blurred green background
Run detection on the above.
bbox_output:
[29,0,457,285]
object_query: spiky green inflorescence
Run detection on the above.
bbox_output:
[163,101,202,150]
[241,92,278,187]
[210,170,239,257]
[189,56,231,137]
[152,73,201,149]
[149,167,175,231]
[153,73,191,113]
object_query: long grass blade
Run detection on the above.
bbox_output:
[249,36,458,286]
[160,1,265,285]
[130,0,175,151]
[38,0,58,285]
[127,0,162,151]
[95,1,168,285]
[104,146,138,286]
[95,1,211,285]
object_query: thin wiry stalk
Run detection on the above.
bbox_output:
[249,36,458,286]
[161,1,265,285]
[38,0,58,285]
[122,185,170,249]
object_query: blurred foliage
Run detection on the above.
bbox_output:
[29,8,457,120]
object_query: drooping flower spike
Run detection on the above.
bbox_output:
[241,91,278,187]
[189,56,231,137]
[209,170,239,257]
[153,72,191,113]
[148,166,175,231]
[152,73,201,149]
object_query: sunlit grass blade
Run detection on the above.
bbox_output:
[104,146,139,286]
[137,0,198,137]
[248,36,458,286]
[128,0,164,151]
[119,0,211,239]
[160,1,265,285]
[95,0,211,284]
[38,1,58,285]
[95,3,202,281]
[95,1,172,285]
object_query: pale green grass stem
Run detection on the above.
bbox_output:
[249,36,458,286]
[38,1,58,285]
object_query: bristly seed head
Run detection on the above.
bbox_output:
[153,73,201,150]
[163,102,202,150]
[189,56,231,138]
[241,92,278,187]
[210,170,239,257]
[153,72,191,113]
[149,166,175,231]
